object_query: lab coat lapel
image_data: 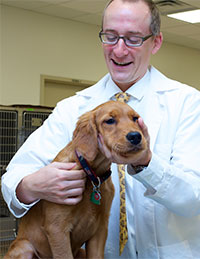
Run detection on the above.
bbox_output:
[140,66,175,150]
[140,90,165,151]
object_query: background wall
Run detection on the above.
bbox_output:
[151,42,200,88]
[1,5,200,105]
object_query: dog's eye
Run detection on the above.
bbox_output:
[105,118,116,125]
[133,116,138,122]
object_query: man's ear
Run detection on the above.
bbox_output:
[152,32,163,55]
[72,111,98,161]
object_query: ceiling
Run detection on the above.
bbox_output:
[1,0,200,50]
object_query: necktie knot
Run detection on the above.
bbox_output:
[115,92,130,103]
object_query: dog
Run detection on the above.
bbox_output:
[5,100,147,259]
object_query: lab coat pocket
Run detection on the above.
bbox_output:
[153,144,172,162]
[158,240,193,259]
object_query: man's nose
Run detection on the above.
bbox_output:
[113,38,129,57]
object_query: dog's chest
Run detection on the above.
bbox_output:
[71,207,99,243]
[70,182,109,248]
[72,185,102,230]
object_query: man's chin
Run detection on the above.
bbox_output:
[112,77,135,89]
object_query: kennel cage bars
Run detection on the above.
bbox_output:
[0,105,52,256]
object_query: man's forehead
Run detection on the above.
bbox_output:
[103,0,151,30]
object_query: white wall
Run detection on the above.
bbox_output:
[0,4,3,101]
[1,5,107,105]
[1,5,200,105]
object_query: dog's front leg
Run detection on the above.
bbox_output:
[85,223,108,259]
[45,223,73,259]
[4,239,36,259]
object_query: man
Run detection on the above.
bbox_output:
[2,0,200,258]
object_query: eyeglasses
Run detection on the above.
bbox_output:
[99,31,153,47]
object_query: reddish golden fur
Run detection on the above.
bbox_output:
[5,101,147,259]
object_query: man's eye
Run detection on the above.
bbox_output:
[133,116,138,122]
[105,118,116,124]
[106,34,117,42]
[127,36,141,44]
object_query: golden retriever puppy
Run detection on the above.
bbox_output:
[5,100,147,259]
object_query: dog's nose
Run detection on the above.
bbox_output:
[126,131,142,145]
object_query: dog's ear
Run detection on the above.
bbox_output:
[72,110,98,161]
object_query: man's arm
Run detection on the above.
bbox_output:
[128,89,200,217]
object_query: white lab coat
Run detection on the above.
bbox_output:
[2,66,200,258]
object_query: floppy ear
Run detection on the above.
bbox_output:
[72,110,98,161]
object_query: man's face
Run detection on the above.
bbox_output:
[102,0,162,91]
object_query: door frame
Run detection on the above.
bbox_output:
[40,75,96,106]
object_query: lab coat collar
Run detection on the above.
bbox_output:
[76,70,149,101]
[76,74,112,100]
[76,66,179,100]
[149,66,180,93]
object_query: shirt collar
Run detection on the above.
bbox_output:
[76,68,150,102]
[110,69,150,101]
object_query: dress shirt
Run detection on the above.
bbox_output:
[2,66,200,258]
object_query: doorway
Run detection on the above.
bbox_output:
[40,75,95,107]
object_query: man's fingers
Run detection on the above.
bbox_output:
[63,179,86,191]
[52,162,77,170]
[138,117,148,138]
[61,169,86,181]
[51,162,86,180]
[65,187,85,198]
[63,195,83,206]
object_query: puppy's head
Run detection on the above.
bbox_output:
[73,100,147,164]
[94,101,147,164]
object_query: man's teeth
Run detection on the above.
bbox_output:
[113,60,132,66]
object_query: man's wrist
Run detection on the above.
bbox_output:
[129,151,152,174]
[128,164,147,174]
[131,164,147,173]
[16,175,38,205]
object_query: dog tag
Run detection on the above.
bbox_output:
[90,190,101,205]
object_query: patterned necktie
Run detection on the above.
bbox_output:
[114,92,130,255]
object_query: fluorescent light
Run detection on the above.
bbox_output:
[168,9,200,24]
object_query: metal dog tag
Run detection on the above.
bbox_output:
[90,189,101,205]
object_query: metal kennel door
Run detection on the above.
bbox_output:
[0,108,18,256]
[19,109,52,146]
[0,105,52,256]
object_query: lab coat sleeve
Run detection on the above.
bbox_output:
[128,88,200,217]
[1,99,75,218]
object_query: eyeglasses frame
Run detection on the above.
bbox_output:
[99,31,154,47]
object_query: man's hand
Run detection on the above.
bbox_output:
[16,162,86,205]
[135,117,152,166]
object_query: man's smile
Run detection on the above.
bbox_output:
[111,59,132,67]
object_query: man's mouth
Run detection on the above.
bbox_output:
[112,59,132,66]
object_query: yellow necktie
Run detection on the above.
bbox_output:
[114,92,130,255]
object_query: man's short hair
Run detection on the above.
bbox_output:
[102,0,161,35]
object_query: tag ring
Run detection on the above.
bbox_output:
[91,176,101,189]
